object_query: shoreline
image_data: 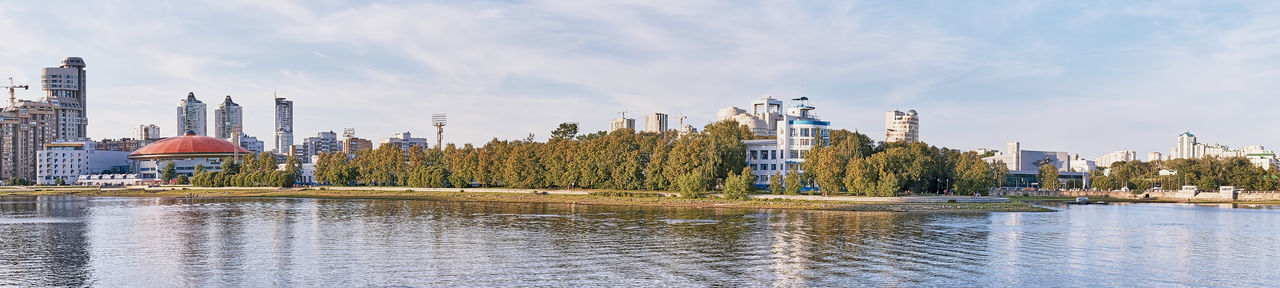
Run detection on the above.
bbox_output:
[0,187,1051,213]
[1009,196,1280,205]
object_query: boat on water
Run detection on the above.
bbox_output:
[1066,197,1108,205]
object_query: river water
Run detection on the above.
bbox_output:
[1,196,1277,287]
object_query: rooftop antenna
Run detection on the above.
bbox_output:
[618,111,628,119]
[432,113,447,150]
[4,77,28,108]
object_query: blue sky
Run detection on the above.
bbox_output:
[1,0,1278,159]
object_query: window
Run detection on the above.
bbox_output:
[750,150,758,160]
[771,150,777,159]
[789,150,799,158]
[800,128,809,137]
[771,164,777,171]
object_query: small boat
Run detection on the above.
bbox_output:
[1067,197,1108,205]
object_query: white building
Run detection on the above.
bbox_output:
[239,134,265,154]
[982,142,1090,188]
[135,124,161,140]
[41,57,89,141]
[37,141,131,185]
[213,95,242,139]
[1168,131,1278,168]
[176,92,206,136]
[275,97,294,154]
[1174,131,1197,159]
[1094,150,1136,168]
[1148,152,1162,162]
[718,97,784,137]
[742,97,830,187]
[609,117,635,132]
[77,174,143,186]
[884,110,919,143]
[380,132,429,150]
[644,113,668,133]
[280,155,318,185]
[1247,153,1278,170]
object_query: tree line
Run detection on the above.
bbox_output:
[186,152,302,187]
[307,120,1003,196]
[1091,157,1280,191]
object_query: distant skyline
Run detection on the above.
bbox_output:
[2,1,1279,158]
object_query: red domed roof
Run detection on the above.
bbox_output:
[128,132,252,160]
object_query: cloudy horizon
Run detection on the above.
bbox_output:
[2,0,1279,159]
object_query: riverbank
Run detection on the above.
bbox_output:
[1010,196,1280,205]
[1,187,1050,213]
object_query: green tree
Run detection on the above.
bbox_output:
[176,174,190,185]
[193,163,206,175]
[1038,163,1061,190]
[161,161,177,183]
[769,171,783,195]
[951,152,994,195]
[723,167,755,200]
[678,172,707,198]
[551,122,579,140]
[784,167,802,195]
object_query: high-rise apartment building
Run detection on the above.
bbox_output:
[135,124,161,140]
[302,131,340,159]
[213,95,242,139]
[1093,150,1136,167]
[0,100,57,181]
[1174,131,1197,159]
[275,97,294,154]
[40,57,88,141]
[176,92,206,136]
[885,110,919,143]
[644,113,668,133]
[609,117,635,132]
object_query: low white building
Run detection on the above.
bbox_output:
[379,132,430,150]
[37,141,132,185]
[742,97,830,187]
[77,174,143,186]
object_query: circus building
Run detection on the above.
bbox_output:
[129,131,250,180]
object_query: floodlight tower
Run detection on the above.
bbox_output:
[432,113,447,150]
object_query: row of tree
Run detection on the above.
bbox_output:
[307,120,1006,196]
[185,152,302,187]
[1091,158,1280,191]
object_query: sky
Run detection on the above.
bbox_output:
[1,0,1278,159]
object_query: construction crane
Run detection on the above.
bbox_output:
[4,77,29,107]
